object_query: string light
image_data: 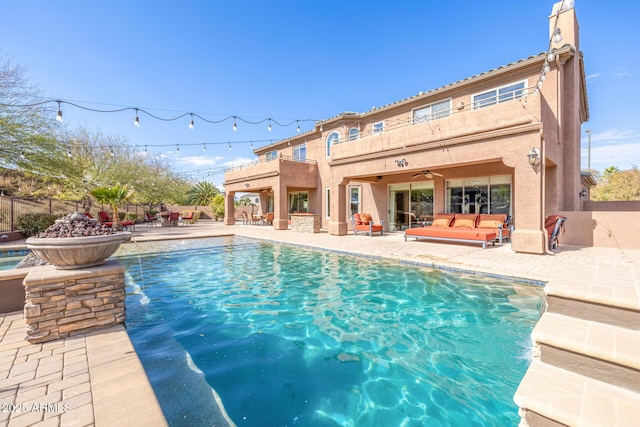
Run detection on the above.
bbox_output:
[297,120,300,132]
[228,142,232,150]
[203,143,207,152]
[233,116,237,131]
[20,149,25,159]
[552,28,562,43]
[67,146,72,158]
[56,101,63,122]
[134,109,140,127]
[144,145,148,155]
[267,119,272,132]
[189,113,194,130]
[109,146,114,156]
[176,144,180,153]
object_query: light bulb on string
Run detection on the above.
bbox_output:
[134,109,140,127]
[144,145,148,155]
[267,119,272,132]
[228,142,232,150]
[203,143,207,152]
[552,28,562,43]
[547,51,555,62]
[543,62,551,74]
[109,146,114,156]
[176,144,180,153]
[189,113,194,130]
[56,101,63,122]
[20,149,25,159]
[67,146,72,158]
[250,141,254,150]
[233,117,237,131]
[297,120,300,132]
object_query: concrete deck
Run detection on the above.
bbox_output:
[1,220,639,426]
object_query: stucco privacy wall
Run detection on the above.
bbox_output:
[558,211,640,249]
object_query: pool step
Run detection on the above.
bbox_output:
[531,312,640,393]
[514,360,640,427]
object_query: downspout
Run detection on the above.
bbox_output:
[541,131,552,255]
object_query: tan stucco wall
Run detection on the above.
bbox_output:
[558,211,640,249]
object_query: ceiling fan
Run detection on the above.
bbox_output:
[412,170,444,179]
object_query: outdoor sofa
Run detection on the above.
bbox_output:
[404,213,510,249]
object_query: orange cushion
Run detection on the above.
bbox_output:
[478,220,503,229]
[453,219,475,228]
[360,213,372,223]
[431,218,451,227]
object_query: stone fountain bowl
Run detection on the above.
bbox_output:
[26,232,132,270]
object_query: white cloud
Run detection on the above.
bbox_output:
[580,128,640,171]
[175,155,224,168]
[223,157,255,167]
[585,73,601,79]
[582,128,638,143]
[614,70,632,78]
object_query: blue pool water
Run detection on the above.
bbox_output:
[116,237,543,427]
[0,250,28,270]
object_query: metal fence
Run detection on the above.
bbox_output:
[0,195,145,232]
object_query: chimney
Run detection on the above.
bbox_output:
[549,0,579,50]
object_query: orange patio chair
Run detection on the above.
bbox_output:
[351,213,384,237]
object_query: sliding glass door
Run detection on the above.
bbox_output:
[389,183,434,231]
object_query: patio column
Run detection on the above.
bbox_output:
[272,185,289,230]
[224,191,235,225]
[329,181,348,235]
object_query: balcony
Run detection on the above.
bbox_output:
[224,155,318,188]
[330,91,542,161]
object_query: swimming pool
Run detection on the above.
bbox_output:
[0,250,28,271]
[117,237,543,427]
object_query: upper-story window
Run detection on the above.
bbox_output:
[266,150,277,161]
[326,132,340,157]
[348,127,360,141]
[413,99,452,123]
[472,80,526,109]
[293,143,306,161]
[372,121,384,134]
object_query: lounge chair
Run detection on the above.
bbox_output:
[351,213,384,237]
[168,211,179,227]
[545,215,567,251]
[404,213,497,248]
[265,213,274,226]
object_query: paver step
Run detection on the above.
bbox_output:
[514,360,640,427]
[532,312,640,393]
[544,289,640,330]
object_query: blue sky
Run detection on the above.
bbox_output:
[2,0,639,188]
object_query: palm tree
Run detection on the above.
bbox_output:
[187,181,219,207]
[90,184,134,228]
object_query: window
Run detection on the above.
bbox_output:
[472,81,526,109]
[293,143,306,161]
[289,192,308,214]
[266,150,277,161]
[412,99,452,123]
[325,187,331,218]
[326,132,340,157]
[349,186,361,216]
[348,127,359,141]
[266,194,274,214]
[372,121,384,134]
[445,175,511,215]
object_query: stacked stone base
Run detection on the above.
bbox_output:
[23,259,126,343]
[291,213,320,233]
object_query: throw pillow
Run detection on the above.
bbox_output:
[431,218,451,227]
[453,219,475,228]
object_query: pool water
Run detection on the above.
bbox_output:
[0,251,27,270]
[117,237,543,427]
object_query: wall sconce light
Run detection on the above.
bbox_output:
[527,148,540,166]
[395,159,408,167]
[245,183,250,188]
[579,189,587,198]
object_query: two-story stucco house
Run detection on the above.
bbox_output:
[224,1,588,255]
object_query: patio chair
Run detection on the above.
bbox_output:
[241,212,251,225]
[265,213,274,226]
[251,213,263,225]
[98,211,135,231]
[145,211,158,227]
[168,211,180,227]
[181,211,194,226]
[351,213,384,237]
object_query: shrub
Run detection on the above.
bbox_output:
[16,213,62,237]
[124,212,139,221]
[211,195,225,220]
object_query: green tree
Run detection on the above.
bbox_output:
[211,194,225,220]
[187,181,220,207]
[90,184,134,228]
[591,166,640,201]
